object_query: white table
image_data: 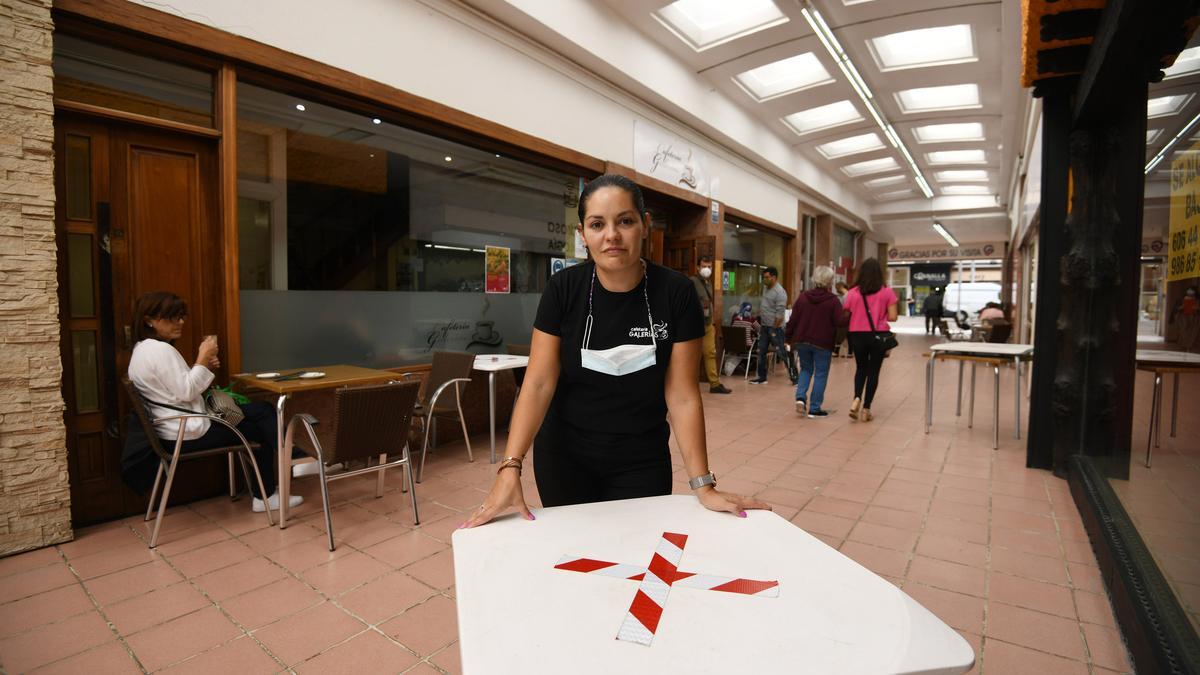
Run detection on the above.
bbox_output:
[925,343,1034,449]
[473,354,529,463]
[1135,349,1200,467]
[452,495,974,675]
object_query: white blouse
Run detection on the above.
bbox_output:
[128,339,214,441]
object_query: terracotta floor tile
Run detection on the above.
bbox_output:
[238,520,324,554]
[1082,622,1132,672]
[403,549,455,592]
[362,531,448,569]
[990,547,1069,585]
[167,539,258,578]
[848,521,919,553]
[981,638,1088,675]
[27,641,140,675]
[1067,562,1105,594]
[838,541,910,578]
[302,551,393,597]
[860,505,925,530]
[83,559,183,606]
[992,493,1055,516]
[923,514,989,545]
[990,526,1062,559]
[877,478,936,499]
[338,572,439,625]
[986,602,1087,660]
[755,486,811,509]
[934,485,991,507]
[0,546,60,578]
[817,482,876,504]
[267,535,353,573]
[904,583,984,634]
[431,642,462,675]
[252,601,365,666]
[907,556,986,597]
[805,495,868,520]
[929,498,990,524]
[0,583,93,639]
[194,556,289,601]
[379,595,458,657]
[790,510,857,540]
[989,572,1077,618]
[870,490,931,515]
[0,610,113,672]
[220,576,324,630]
[991,508,1058,535]
[915,533,988,568]
[1073,590,1117,628]
[57,524,143,560]
[329,516,411,550]
[150,526,231,557]
[433,486,489,512]
[125,606,243,672]
[294,628,419,674]
[104,581,211,635]
[158,636,280,675]
[0,562,77,603]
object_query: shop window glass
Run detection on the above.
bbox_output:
[65,134,91,220]
[236,82,580,369]
[722,220,784,322]
[67,233,95,317]
[71,330,100,412]
[53,34,214,127]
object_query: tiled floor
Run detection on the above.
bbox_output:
[0,316,1136,674]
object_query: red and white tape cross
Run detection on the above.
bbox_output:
[554,531,779,646]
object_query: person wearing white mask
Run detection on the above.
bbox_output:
[692,254,732,394]
[460,174,768,528]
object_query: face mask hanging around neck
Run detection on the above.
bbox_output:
[579,261,657,376]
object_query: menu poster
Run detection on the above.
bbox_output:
[485,245,511,294]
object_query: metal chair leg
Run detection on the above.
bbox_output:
[418,410,434,483]
[242,448,275,527]
[456,385,474,463]
[968,363,977,429]
[315,449,336,551]
[992,364,1000,450]
[149,456,181,549]
[376,453,387,498]
[1146,373,1160,468]
[145,463,165,522]
[1154,373,1163,449]
[1172,372,1179,438]
[404,443,420,526]
[956,360,964,416]
[228,454,236,499]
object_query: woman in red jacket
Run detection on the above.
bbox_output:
[785,266,847,418]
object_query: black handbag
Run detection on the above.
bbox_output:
[864,292,900,352]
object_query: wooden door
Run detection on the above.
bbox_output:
[56,115,226,526]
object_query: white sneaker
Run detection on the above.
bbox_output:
[252,492,304,513]
[293,461,344,478]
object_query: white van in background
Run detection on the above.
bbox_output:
[940,282,1002,318]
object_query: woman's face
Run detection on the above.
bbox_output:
[578,186,645,273]
[147,315,184,341]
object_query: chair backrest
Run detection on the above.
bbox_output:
[986,320,1013,344]
[423,351,476,407]
[721,326,751,356]
[120,377,171,462]
[506,344,530,388]
[327,380,422,464]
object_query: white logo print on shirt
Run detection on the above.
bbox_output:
[629,322,669,340]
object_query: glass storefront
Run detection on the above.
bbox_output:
[235,82,580,369]
[721,219,785,323]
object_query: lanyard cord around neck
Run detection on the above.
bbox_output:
[583,260,655,350]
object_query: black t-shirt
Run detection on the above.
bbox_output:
[533,260,705,440]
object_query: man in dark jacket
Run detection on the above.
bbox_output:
[922,287,944,335]
[784,266,846,417]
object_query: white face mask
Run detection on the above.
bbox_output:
[699,266,712,279]
[580,262,657,377]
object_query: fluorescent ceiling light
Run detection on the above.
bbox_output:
[1147,129,1163,145]
[876,189,914,200]
[940,185,991,195]
[735,52,833,101]
[927,149,987,165]
[869,24,976,71]
[912,122,984,144]
[1148,94,1192,118]
[863,174,908,189]
[655,0,788,51]
[935,169,989,182]
[896,83,981,113]
[783,100,863,135]
[816,132,885,159]
[1164,47,1200,79]
[842,157,900,176]
[933,222,959,247]
[1146,109,1200,174]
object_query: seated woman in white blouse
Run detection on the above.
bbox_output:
[126,291,302,513]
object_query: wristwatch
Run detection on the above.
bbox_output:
[688,472,717,490]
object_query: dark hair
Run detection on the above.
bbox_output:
[854,258,885,295]
[698,254,714,264]
[578,174,647,223]
[763,266,778,277]
[132,291,187,342]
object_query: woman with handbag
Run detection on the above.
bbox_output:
[841,259,899,423]
[126,291,302,513]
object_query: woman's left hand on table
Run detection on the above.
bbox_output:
[697,487,771,518]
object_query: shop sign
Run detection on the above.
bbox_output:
[710,200,720,224]
[887,242,1002,261]
[1141,238,1166,256]
[485,245,510,293]
[634,120,713,197]
[909,264,952,288]
[1169,141,1200,280]
[550,258,583,276]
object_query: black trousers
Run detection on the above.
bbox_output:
[847,333,886,408]
[175,401,279,498]
[533,422,672,507]
[924,313,938,334]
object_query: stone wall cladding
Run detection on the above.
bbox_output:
[0,0,71,556]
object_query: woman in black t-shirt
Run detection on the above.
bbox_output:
[460,175,769,528]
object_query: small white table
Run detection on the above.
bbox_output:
[453,495,974,675]
[1135,349,1200,467]
[473,354,530,463]
[925,343,1034,449]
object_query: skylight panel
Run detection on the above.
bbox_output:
[895,84,981,113]
[735,53,833,101]
[935,169,989,182]
[1148,94,1192,119]
[940,185,991,195]
[1164,47,1200,79]
[869,24,976,71]
[1147,129,1163,145]
[842,157,899,177]
[912,122,985,144]
[927,149,987,165]
[816,132,885,159]
[655,0,789,51]
[876,189,914,200]
[863,175,908,189]
[783,100,863,135]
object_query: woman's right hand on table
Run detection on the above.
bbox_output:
[459,467,535,529]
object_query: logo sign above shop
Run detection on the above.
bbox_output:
[634,120,713,197]
[909,264,952,287]
[888,242,1002,262]
[1141,238,1166,256]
